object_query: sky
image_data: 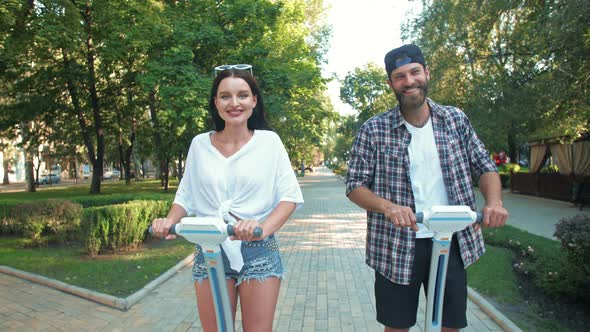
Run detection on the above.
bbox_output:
[322,0,423,115]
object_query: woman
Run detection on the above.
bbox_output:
[151,66,303,331]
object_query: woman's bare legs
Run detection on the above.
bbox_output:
[194,279,238,332]
[238,277,281,332]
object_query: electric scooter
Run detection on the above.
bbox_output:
[415,206,483,332]
[150,217,262,332]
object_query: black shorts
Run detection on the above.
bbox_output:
[374,236,467,329]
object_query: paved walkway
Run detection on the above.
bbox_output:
[1,168,556,331]
[475,190,589,240]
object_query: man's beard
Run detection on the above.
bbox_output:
[394,81,429,112]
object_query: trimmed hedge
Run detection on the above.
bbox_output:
[71,193,172,208]
[82,200,172,256]
[0,203,19,234]
[2,200,83,245]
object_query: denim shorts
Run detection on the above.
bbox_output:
[191,235,284,286]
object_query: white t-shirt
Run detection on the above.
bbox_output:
[404,118,449,238]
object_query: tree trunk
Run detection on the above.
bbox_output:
[2,159,9,185]
[70,159,78,184]
[177,151,184,181]
[62,48,97,191]
[123,96,136,185]
[124,130,134,185]
[34,149,40,186]
[25,155,35,192]
[148,90,165,184]
[83,3,104,194]
[20,123,36,192]
[507,129,517,164]
[163,158,169,192]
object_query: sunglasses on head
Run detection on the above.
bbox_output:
[214,64,253,75]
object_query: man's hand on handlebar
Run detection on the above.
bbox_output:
[384,204,419,231]
[151,218,177,240]
[480,204,509,229]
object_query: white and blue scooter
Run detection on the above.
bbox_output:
[150,217,261,332]
[415,206,483,332]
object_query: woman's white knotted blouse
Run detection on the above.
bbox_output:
[173,130,304,270]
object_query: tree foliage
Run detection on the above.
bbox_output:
[327,63,394,167]
[0,0,337,192]
[330,1,588,166]
[340,63,393,126]
[402,0,589,160]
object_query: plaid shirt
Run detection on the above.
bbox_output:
[346,98,497,285]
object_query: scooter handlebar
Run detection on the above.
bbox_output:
[149,224,262,238]
[415,211,483,223]
[227,224,263,238]
[147,225,176,235]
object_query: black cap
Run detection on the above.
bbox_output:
[384,44,426,78]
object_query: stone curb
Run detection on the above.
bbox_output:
[467,286,523,332]
[0,253,194,311]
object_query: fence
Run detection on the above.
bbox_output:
[510,172,590,210]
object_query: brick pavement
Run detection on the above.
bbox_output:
[0,169,506,331]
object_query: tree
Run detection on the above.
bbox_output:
[256,0,336,166]
[403,0,589,160]
[1,0,336,195]
[340,63,393,126]
[331,63,396,164]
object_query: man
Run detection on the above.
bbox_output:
[346,44,508,332]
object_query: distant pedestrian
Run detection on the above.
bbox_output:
[346,44,509,332]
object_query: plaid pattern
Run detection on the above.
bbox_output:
[346,98,497,285]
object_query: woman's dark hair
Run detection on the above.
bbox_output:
[209,69,271,131]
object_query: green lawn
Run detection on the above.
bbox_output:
[468,226,574,331]
[0,236,194,297]
[0,179,194,297]
[0,179,176,205]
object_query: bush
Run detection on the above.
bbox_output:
[330,164,348,176]
[484,225,589,302]
[499,173,510,188]
[71,193,168,207]
[497,163,521,188]
[498,163,521,174]
[10,200,83,245]
[82,200,171,256]
[22,219,46,246]
[540,164,559,173]
[554,214,590,267]
[72,196,136,208]
[529,250,587,300]
[0,203,20,234]
[553,214,590,299]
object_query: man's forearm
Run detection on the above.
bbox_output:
[347,186,393,214]
[479,172,503,206]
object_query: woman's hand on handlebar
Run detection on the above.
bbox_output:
[230,219,263,242]
[384,204,419,231]
[151,217,177,240]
